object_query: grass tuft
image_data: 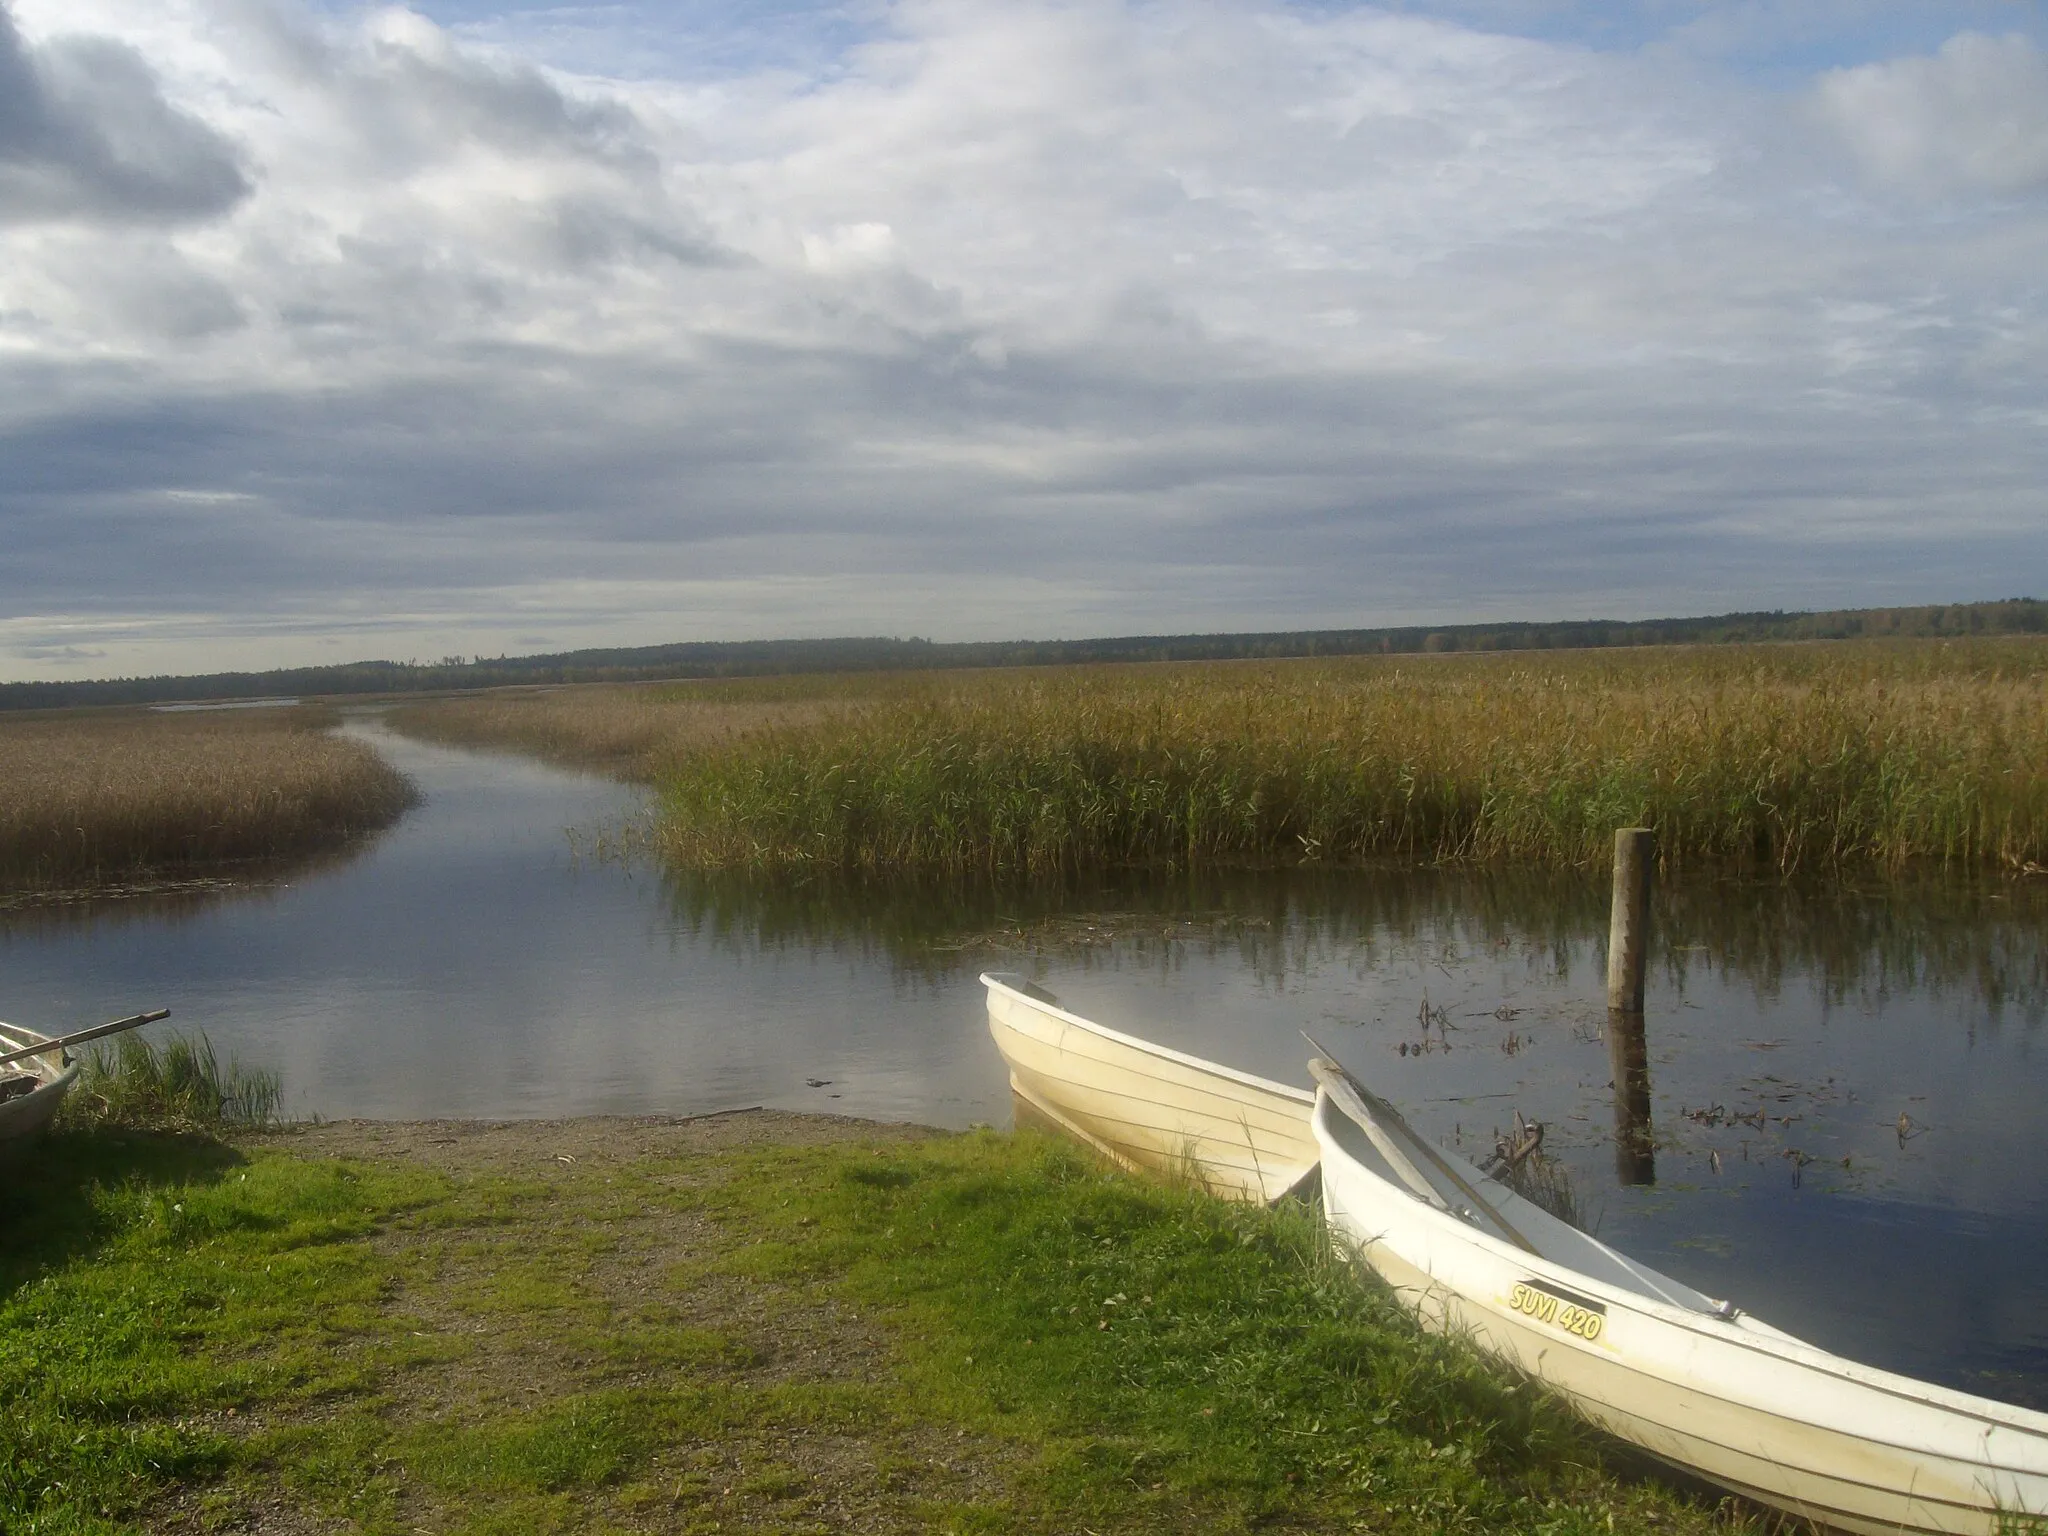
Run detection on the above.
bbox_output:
[1500,1151,1584,1230]
[64,1032,283,1132]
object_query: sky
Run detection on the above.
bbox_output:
[1,0,2044,679]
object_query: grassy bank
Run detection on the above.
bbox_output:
[0,1115,1753,1535]
[399,640,2048,874]
[60,1032,283,1133]
[0,706,415,892]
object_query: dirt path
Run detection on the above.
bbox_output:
[171,1111,1024,1534]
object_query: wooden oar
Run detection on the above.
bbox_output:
[0,1009,170,1071]
[1303,1030,1539,1257]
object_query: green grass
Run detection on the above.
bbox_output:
[709,1134,1707,1533]
[0,1133,443,1535]
[0,1123,1757,1534]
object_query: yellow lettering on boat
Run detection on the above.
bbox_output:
[1508,1281,1605,1341]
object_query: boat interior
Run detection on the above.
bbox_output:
[0,1024,60,1096]
[1311,1074,1719,1315]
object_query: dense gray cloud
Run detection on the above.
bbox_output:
[0,0,2043,678]
[0,7,247,225]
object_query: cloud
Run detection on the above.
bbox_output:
[0,1,2043,679]
[0,4,248,225]
[14,643,105,663]
[1816,32,2048,197]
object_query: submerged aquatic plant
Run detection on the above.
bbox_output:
[65,1032,282,1131]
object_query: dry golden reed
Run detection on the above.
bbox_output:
[394,687,819,776]
[0,706,416,889]
[399,640,2048,875]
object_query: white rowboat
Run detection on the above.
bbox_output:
[982,972,1318,1204]
[0,1022,80,1158]
[1311,1061,2048,1536]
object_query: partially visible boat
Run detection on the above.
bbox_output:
[0,1022,80,1158]
[981,972,1318,1204]
[0,1008,168,1157]
[1309,1055,2048,1536]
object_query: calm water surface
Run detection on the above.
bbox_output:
[5,716,2044,1406]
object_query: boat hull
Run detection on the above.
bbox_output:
[1313,1086,2048,1536]
[982,973,1318,1204]
[0,1024,78,1158]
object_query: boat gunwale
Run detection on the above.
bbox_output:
[999,1079,1311,1176]
[982,972,1315,1106]
[993,1041,1322,1141]
[1313,1087,2048,1444]
[0,1021,74,1081]
[1359,1222,2025,1529]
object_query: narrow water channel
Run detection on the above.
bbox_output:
[4,716,2043,1408]
[1,717,1004,1127]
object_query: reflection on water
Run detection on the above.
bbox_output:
[1605,1008,1656,1187]
[663,859,2048,1022]
[0,842,394,935]
[3,716,2044,1405]
[0,718,1005,1130]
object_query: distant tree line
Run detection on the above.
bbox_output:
[4,598,2043,712]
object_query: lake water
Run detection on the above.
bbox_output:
[4,715,2044,1408]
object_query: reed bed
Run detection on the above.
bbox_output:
[393,686,823,776]
[393,642,2048,875]
[0,706,416,889]
[641,641,2048,876]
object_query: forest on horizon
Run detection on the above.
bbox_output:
[4,597,2042,711]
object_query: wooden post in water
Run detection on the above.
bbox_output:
[1607,827,1656,1185]
[1606,828,1654,1014]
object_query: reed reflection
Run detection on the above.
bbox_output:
[0,840,388,937]
[656,861,2048,1024]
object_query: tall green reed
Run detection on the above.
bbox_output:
[651,642,2048,875]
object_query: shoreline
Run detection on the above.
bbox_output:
[248,1105,944,1165]
[6,1110,1745,1534]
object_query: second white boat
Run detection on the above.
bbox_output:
[1310,1056,2048,1536]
